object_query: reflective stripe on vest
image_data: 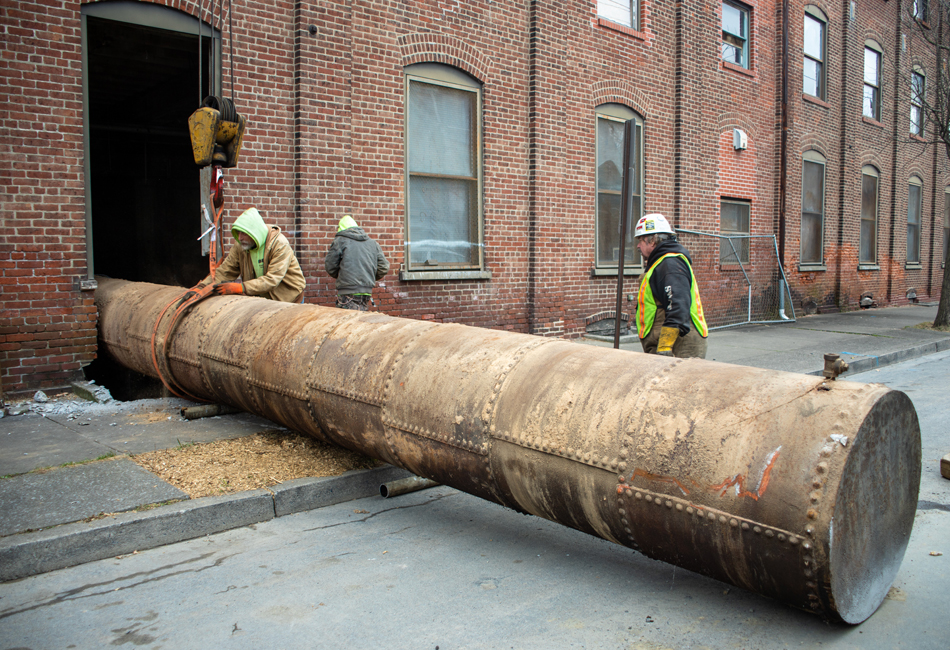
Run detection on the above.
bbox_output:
[637,253,709,339]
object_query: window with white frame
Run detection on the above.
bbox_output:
[596,104,643,269]
[404,63,482,271]
[722,1,751,69]
[863,43,882,120]
[861,166,879,264]
[908,176,922,264]
[597,0,638,30]
[911,69,925,136]
[803,7,826,99]
[801,151,825,264]
[913,0,929,21]
[720,199,750,264]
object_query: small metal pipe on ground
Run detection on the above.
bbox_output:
[380,476,440,498]
[180,403,242,420]
[94,278,921,624]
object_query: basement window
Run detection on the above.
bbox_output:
[720,199,750,265]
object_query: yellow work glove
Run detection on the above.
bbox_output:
[656,326,679,357]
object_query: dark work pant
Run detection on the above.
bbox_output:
[336,294,371,311]
[639,308,708,359]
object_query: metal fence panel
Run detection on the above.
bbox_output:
[676,229,796,330]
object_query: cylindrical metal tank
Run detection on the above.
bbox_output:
[94,278,921,623]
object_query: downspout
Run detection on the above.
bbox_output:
[292,2,305,268]
[778,0,789,266]
[526,0,541,334]
[886,3,904,305]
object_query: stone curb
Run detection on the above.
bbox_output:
[807,338,950,377]
[0,465,412,582]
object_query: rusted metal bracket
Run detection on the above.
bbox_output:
[822,353,850,380]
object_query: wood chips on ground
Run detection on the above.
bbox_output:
[132,429,380,498]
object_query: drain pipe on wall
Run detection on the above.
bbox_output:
[778,0,789,265]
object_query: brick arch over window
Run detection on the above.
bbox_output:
[398,33,493,83]
[905,165,926,183]
[799,138,831,159]
[858,150,885,172]
[590,81,652,119]
[82,0,218,24]
[805,1,832,18]
[718,130,757,201]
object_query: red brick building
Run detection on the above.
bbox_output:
[1,0,947,394]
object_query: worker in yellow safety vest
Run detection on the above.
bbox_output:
[635,213,709,358]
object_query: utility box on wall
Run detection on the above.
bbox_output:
[733,128,748,150]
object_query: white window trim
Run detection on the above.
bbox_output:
[801,150,826,267]
[402,63,485,278]
[594,104,644,274]
[803,7,827,100]
[907,176,923,265]
[720,199,751,265]
[861,165,880,265]
[722,1,752,70]
[911,68,925,136]
[596,0,639,31]
[863,41,883,121]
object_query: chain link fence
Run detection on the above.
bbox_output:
[675,229,796,330]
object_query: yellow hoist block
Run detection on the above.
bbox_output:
[188,106,246,168]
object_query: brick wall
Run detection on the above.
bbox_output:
[784,0,949,312]
[0,0,945,393]
[0,0,95,392]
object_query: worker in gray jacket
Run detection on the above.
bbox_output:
[324,215,389,311]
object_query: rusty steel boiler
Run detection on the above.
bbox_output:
[94,278,921,624]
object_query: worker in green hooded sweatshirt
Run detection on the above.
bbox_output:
[198,207,306,303]
[324,215,389,311]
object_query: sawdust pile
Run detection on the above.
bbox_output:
[133,429,380,498]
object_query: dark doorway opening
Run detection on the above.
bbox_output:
[85,13,214,400]
[87,15,212,287]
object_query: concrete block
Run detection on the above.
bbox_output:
[0,489,275,582]
[70,381,100,402]
[0,458,188,536]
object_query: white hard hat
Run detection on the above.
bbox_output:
[634,213,674,238]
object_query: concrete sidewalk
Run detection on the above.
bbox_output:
[2,304,948,582]
[582,302,950,375]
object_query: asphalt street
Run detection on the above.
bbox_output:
[1,351,947,650]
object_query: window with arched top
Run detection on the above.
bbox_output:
[861,165,880,265]
[911,67,925,136]
[907,176,923,264]
[595,103,644,271]
[404,63,483,273]
[804,6,827,99]
[801,150,826,265]
[864,41,883,121]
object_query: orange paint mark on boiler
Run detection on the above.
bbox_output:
[620,447,782,502]
[708,447,782,501]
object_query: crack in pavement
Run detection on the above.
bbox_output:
[788,327,896,338]
[0,552,234,620]
[302,491,455,532]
